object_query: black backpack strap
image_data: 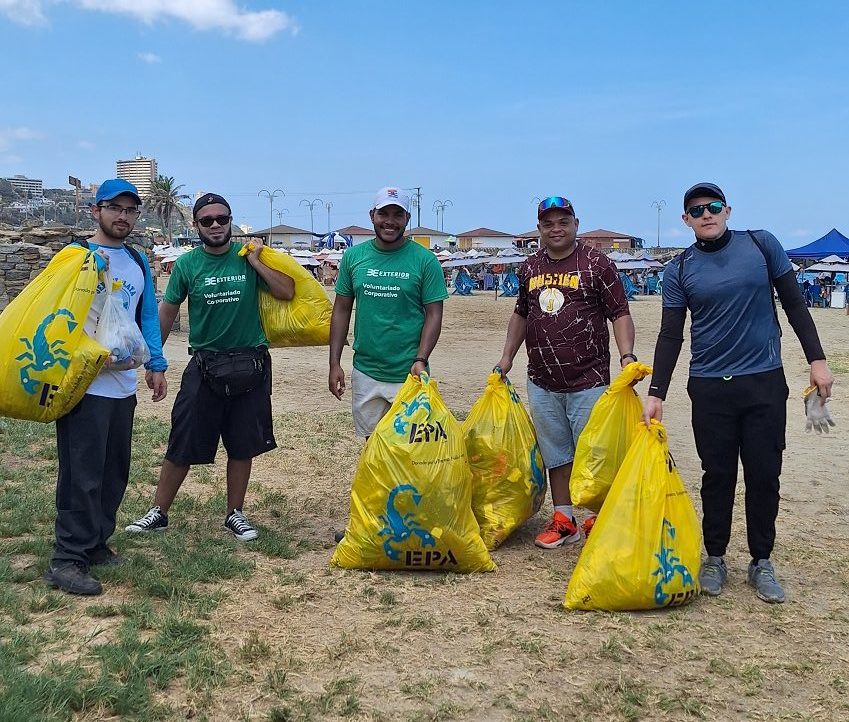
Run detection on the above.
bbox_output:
[747,230,782,337]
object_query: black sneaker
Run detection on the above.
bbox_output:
[125,506,168,533]
[333,530,345,544]
[44,561,102,595]
[225,509,258,541]
[90,546,127,566]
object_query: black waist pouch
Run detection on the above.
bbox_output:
[196,347,268,397]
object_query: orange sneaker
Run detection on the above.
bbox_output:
[534,511,581,549]
[581,515,597,538]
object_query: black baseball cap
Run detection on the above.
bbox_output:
[683,182,726,210]
[193,192,231,218]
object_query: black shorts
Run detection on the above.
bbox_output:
[164,354,277,465]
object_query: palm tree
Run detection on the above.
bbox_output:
[145,175,190,246]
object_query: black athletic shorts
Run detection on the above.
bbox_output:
[164,353,277,465]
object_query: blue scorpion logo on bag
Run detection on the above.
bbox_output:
[393,392,431,435]
[652,518,695,606]
[529,444,546,510]
[16,309,77,395]
[378,483,436,561]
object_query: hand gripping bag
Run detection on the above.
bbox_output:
[331,374,495,573]
[569,361,653,512]
[565,420,701,611]
[0,245,108,422]
[463,372,546,549]
[238,243,331,346]
[94,277,151,371]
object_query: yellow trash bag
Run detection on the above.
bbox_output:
[463,372,546,549]
[331,373,495,572]
[238,243,331,346]
[570,361,653,512]
[565,420,702,611]
[0,245,108,422]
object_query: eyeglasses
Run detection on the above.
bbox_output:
[99,203,140,218]
[196,215,232,228]
[538,196,574,214]
[686,201,726,218]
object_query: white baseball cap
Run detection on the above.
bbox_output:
[373,186,411,212]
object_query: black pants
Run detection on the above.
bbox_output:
[687,368,788,561]
[53,393,137,566]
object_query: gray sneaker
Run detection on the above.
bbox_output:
[747,559,785,603]
[44,561,102,596]
[699,555,727,596]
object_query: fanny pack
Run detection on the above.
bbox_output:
[195,347,268,397]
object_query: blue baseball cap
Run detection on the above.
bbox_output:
[94,178,142,206]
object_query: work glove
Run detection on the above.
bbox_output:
[803,386,836,434]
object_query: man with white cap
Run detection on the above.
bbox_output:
[329,186,448,436]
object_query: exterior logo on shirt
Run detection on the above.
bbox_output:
[539,287,565,315]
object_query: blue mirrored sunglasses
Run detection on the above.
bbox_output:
[538,196,573,214]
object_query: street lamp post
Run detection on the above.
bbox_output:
[299,198,324,234]
[432,199,453,232]
[258,188,284,245]
[325,201,333,233]
[275,208,290,225]
[651,200,666,248]
[532,196,542,206]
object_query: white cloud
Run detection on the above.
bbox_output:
[78,0,298,41]
[138,51,162,64]
[0,0,46,26]
[1,0,297,40]
[0,127,40,152]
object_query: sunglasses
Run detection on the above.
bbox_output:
[686,201,726,219]
[538,196,574,214]
[196,215,232,228]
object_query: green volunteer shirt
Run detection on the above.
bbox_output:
[335,239,448,382]
[164,242,268,352]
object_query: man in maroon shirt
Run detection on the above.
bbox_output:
[497,196,635,548]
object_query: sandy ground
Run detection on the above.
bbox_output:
[134,288,849,721]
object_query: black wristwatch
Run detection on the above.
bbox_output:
[620,353,638,364]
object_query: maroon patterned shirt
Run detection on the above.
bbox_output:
[515,244,630,393]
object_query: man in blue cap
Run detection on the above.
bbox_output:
[44,178,168,595]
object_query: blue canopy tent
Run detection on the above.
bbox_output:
[785,229,849,260]
[317,232,354,249]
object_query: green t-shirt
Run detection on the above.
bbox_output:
[164,242,268,352]
[335,239,448,382]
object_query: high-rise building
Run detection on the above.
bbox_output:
[4,174,43,201]
[116,155,158,197]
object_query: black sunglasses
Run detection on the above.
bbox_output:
[686,201,725,219]
[197,215,232,228]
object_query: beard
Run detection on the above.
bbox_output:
[198,225,232,248]
[98,215,132,241]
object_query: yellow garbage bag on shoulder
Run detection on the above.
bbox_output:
[463,372,546,549]
[565,420,701,611]
[238,243,331,346]
[331,373,495,572]
[570,361,653,512]
[0,245,108,422]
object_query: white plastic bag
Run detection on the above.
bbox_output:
[94,278,150,371]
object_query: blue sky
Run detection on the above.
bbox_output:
[1,1,847,247]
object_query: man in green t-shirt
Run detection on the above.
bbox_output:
[329,186,448,436]
[126,193,294,542]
